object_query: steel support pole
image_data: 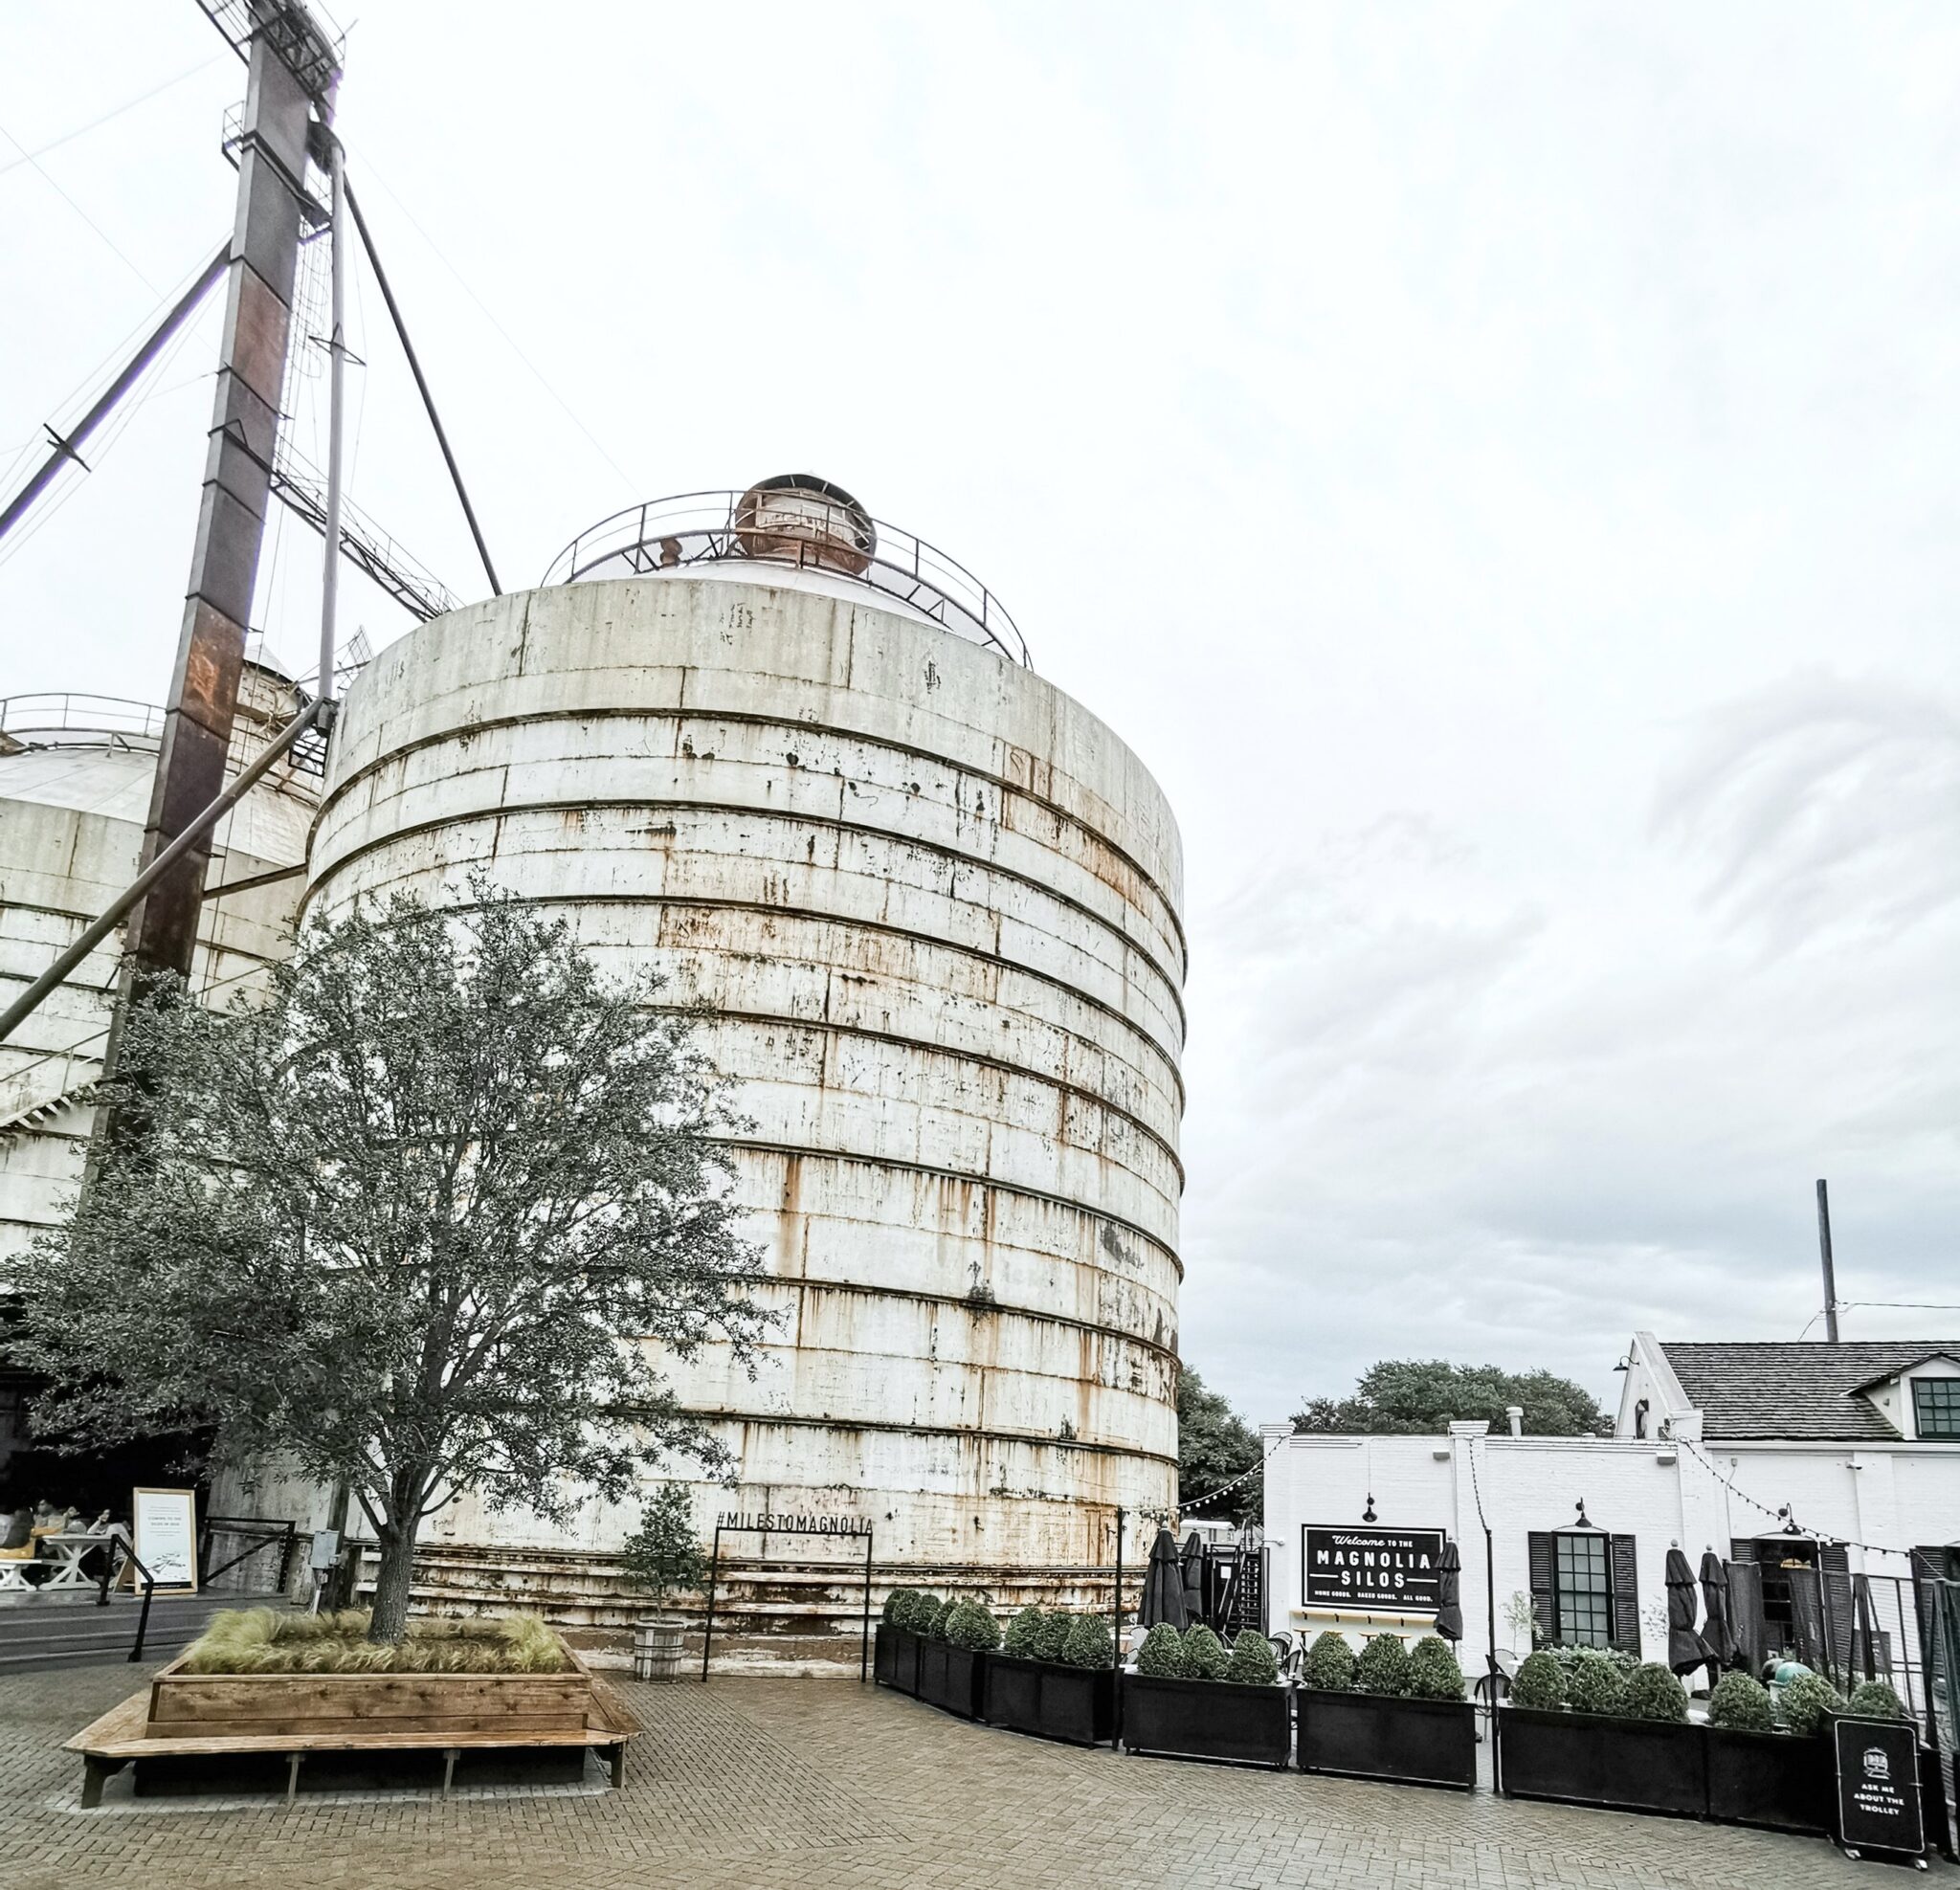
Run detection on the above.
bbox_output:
[859,1530,873,1682]
[318,134,346,701]
[1112,1505,1125,1751]
[343,179,501,597]
[700,1526,721,1681]
[109,26,325,1068]
[0,246,229,547]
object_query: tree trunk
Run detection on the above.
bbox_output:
[368,1523,417,1643]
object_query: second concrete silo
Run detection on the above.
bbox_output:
[301,480,1185,1630]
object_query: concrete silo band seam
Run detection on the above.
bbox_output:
[637,1000,1184,1186]
[313,701,1189,967]
[724,1278,1180,1367]
[299,883,1188,1108]
[311,795,1189,1033]
[713,1137,1183,1279]
[654,1405,1180,1468]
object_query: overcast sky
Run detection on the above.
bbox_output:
[5,4,1956,1428]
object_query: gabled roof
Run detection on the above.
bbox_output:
[1658,1341,1960,1442]
[1848,1350,1960,1393]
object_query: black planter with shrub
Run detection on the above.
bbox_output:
[1299,1689,1477,1789]
[1121,1624,1292,1768]
[873,1623,922,1697]
[983,1654,1116,1745]
[916,1638,988,1720]
[1498,1650,1706,1819]
[1123,1674,1292,1768]
[910,1597,1002,1722]
[984,1610,1118,1745]
[1702,1723,1832,1833]
[1294,1632,1477,1790]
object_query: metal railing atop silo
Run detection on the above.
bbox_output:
[541,492,1031,668]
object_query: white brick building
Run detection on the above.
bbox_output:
[1261,1334,1960,1688]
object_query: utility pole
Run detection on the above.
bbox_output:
[105,3,341,1077]
[1816,1178,1840,1343]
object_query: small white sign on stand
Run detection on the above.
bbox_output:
[129,1487,199,1592]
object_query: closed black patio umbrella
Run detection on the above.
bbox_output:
[1666,1546,1712,1676]
[1435,1540,1463,1642]
[1180,1530,1207,1628]
[1140,1526,1188,1631]
[1699,1549,1734,1679]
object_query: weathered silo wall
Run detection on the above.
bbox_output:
[0,673,320,1277]
[302,564,1184,1606]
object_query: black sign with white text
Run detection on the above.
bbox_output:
[1832,1715,1924,1857]
[1303,1525,1445,1612]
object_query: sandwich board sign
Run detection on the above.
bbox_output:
[1832,1714,1923,1860]
[128,1487,199,1592]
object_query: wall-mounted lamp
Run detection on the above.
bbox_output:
[1573,1497,1594,1530]
[1362,1493,1378,1523]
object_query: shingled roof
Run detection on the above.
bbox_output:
[1659,1341,1960,1441]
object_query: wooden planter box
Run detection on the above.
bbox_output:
[982,1654,1115,1746]
[67,1641,639,1805]
[874,1624,922,1696]
[915,1639,987,1721]
[1121,1674,1292,1769]
[1703,1724,1832,1834]
[1298,1689,1477,1790]
[1498,1706,1704,1818]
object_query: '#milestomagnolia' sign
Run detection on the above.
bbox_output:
[1303,1525,1445,1612]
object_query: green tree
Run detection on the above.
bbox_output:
[1292,1360,1608,1436]
[1176,1366,1262,1524]
[17,878,768,1643]
[619,1482,709,1613]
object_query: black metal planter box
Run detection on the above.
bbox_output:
[915,1640,987,1721]
[1298,1690,1477,1790]
[982,1655,1116,1746]
[1703,1725,1831,1834]
[873,1624,923,1697]
[1498,1707,1705,1818]
[1121,1675,1292,1769]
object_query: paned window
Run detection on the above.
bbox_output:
[1553,1532,1612,1647]
[1912,1377,1960,1440]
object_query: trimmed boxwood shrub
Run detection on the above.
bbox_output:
[1135,1623,1185,1679]
[1059,1613,1114,1670]
[1707,1670,1772,1729]
[946,1601,1001,1653]
[1623,1661,1687,1723]
[1509,1650,1564,1709]
[1845,1679,1906,1721]
[1779,1671,1842,1736]
[1182,1625,1230,1680]
[880,1588,908,1624]
[928,1596,957,1640]
[895,1590,941,1634]
[1303,1631,1355,1692]
[1002,1606,1044,1658]
[1405,1634,1465,1701]
[1226,1630,1280,1686]
[1036,1610,1075,1662]
[1355,1634,1410,1697]
[1564,1649,1628,1717]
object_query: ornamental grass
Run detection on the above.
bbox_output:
[181,1608,569,1675]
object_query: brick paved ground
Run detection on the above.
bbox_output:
[1,1663,1952,1889]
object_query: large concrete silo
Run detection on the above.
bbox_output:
[301,481,1185,1623]
[0,669,321,1279]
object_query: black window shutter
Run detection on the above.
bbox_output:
[1527,1532,1555,1645]
[1819,1544,1855,1680]
[1609,1535,1640,1654]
